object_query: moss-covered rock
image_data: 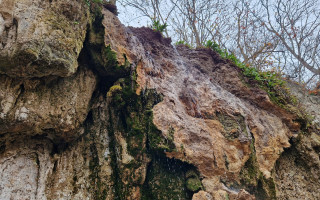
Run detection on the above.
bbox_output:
[186,178,202,192]
[239,139,277,200]
[216,112,248,140]
[185,170,202,192]
[104,62,201,199]
[141,156,193,200]
[106,73,174,199]
[86,12,130,81]
[0,0,91,78]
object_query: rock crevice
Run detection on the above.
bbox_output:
[0,3,319,200]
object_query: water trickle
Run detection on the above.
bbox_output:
[172,45,186,70]
[196,103,203,119]
[172,45,181,57]
[222,184,240,194]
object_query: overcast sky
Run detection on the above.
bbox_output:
[117,3,150,27]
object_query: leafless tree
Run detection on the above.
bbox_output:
[119,0,230,48]
[226,1,282,71]
[170,0,230,47]
[118,0,320,87]
[118,0,176,37]
[243,0,320,85]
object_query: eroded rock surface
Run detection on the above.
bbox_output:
[0,96,114,200]
[288,81,320,125]
[101,9,301,199]
[0,3,319,200]
[0,67,96,140]
[0,0,89,77]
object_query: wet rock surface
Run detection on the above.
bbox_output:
[0,4,319,200]
[102,8,320,199]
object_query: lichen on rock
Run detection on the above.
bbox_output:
[0,66,97,141]
[0,2,319,200]
[0,0,91,78]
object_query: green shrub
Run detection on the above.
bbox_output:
[205,40,223,55]
[151,20,168,34]
[205,40,292,107]
[175,40,192,48]
[85,0,103,6]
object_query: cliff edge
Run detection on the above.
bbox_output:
[0,1,319,200]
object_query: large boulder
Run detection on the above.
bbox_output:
[0,0,90,77]
[0,66,96,141]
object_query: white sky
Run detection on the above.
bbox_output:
[117,3,150,27]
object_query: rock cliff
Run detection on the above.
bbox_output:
[0,1,319,200]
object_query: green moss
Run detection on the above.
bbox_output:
[107,107,127,200]
[148,120,176,153]
[239,138,277,200]
[107,84,122,97]
[86,11,130,81]
[242,157,258,178]
[88,140,107,200]
[186,178,202,192]
[107,71,180,198]
[91,45,130,79]
[185,170,202,192]
[108,77,175,154]
[205,40,297,110]
[102,45,130,73]
[257,174,277,200]
[216,112,248,140]
[141,155,193,200]
[240,152,259,186]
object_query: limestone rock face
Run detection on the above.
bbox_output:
[101,9,295,198]
[192,191,213,200]
[273,81,320,199]
[275,133,320,200]
[0,3,319,200]
[288,81,320,125]
[0,0,89,77]
[0,97,114,200]
[0,67,96,140]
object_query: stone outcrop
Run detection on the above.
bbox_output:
[288,81,320,125]
[0,67,96,140]
[0,2,319,200]
[274,82,320,200]
[0,0,89,77]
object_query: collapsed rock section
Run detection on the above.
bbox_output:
[102,8,320,200]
